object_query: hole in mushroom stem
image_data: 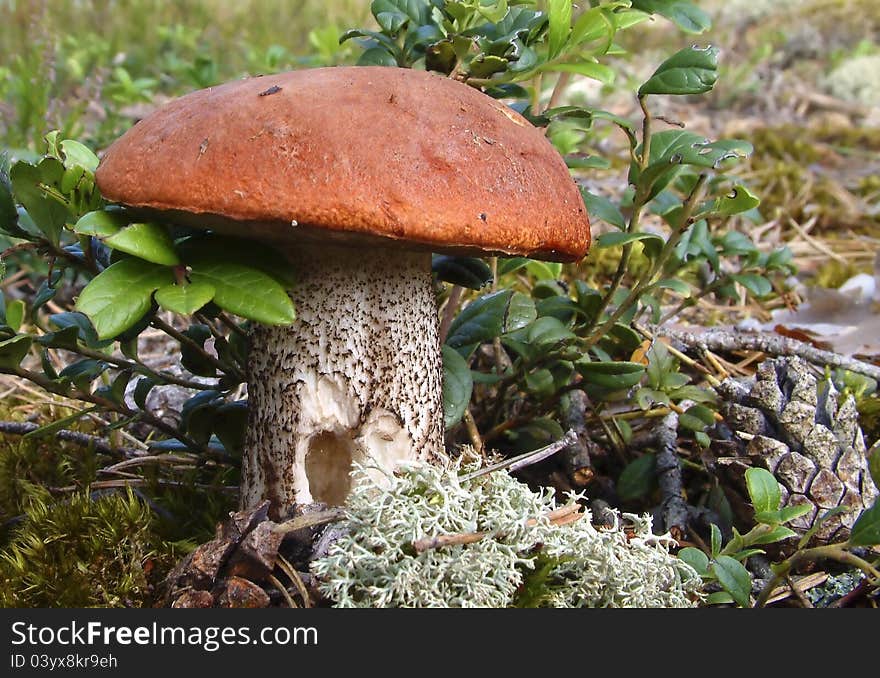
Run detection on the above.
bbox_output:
[304,431,356,506]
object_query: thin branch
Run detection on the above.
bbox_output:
[459,428,577,482]
[412,504,583,553]
[655,326,880,382]
[0,420,146,458]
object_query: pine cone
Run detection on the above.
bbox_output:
[716,356,877,543]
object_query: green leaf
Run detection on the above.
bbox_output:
[575,360,645,389]
[710,523,722,558]
[711,555,752,608]
[539,61,615,84]
[869,444,880,489]
[188,259,295,326]
[655,278,691,297]
[506,292,537,333]
[48,311,107,349]
[0,334,32,369]
[580,190,626,230]
[431,255,492,290]
[748,525,797,546]
[639,45,718,96]
[595,231,665,254]
[72,210,128,238]
[526,316,575,349]
[732,273,772,298]
[678,547,709,576]
[357,46,399,67]
[442,344,473,429]
[180,324,217,377]
[617,453,656,501]
[155,281,216,315]
[745,467,781,514]
[706,591,735,605]
[23,406,100,440]
[705,185,761,216]
[547,0,572,59]
[75,258,173,339]
[630,0,711,34]
[59,139,99,172]
[5,299,25,332]
[848,501,880,547]
[104,222,180,266]
[446,290,513,351]
[9,160,68,245]
[213,401,248,457]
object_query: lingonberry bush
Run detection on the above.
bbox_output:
[1,0,877,607]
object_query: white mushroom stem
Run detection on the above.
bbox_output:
[243,244,445,515]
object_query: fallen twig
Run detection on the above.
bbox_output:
[655,412,689,539]
[0,420,147,458]
[273,508,347,535]
[458,429,577,483]
[412,503,584,553]
[655,326,880,381]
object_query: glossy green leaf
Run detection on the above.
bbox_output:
[76,259,173,339]
[0,334,32,369]
[711,555,752,607]
[505,292,537,333]
[576,360,645,389]
[617,453,656,501]
[848,501,880,547]
[104,222,180,265]
[155,281,216,315]
[59,139,99,172]
[527,316,575,349]
[9,160,68,245]
[745,467,781,514]
[540,61,615,84]
[431,255,492,290]
[639,45,718,95]
[655,278,691,297]
[678,547,709,576]
[732,273,772,297]
[596,231,665,250]
[188,260,295,326]
[23,406,99,440]
[707,185,761,216]
[442,344,473,429]
[581,190,626,230]
[630,0,711,34]
[547,0,572,59]
[5,299,25,332]
[869,444,880,489]
[446,290,513,350]
[73,210,128,238]
[748,524,797,546]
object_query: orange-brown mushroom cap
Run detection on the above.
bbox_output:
[96,66,590,262]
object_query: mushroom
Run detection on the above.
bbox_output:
[95,66,591,517]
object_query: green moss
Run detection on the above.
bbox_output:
[0,490,179,607]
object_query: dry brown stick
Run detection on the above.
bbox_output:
[273,508,347,535]
[655,326,880,382]
[275,553,312,609]
[412,504,584,553]
[458,428,577,483]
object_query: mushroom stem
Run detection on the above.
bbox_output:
[243,244,444,516]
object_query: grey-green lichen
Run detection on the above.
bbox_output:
[310,461,703,608]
